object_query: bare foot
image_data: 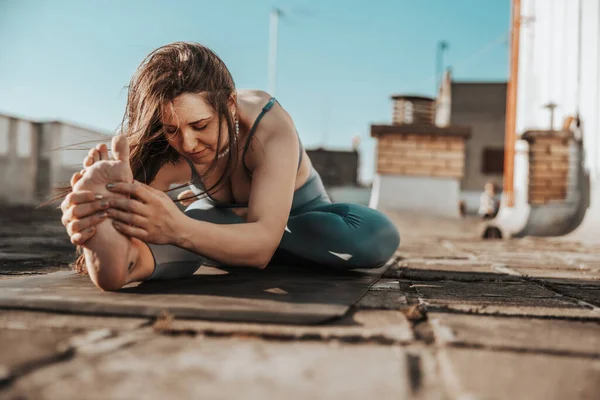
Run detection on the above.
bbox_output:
[73,136,141,290]
[74,135,133,194]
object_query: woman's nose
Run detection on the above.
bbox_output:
[181,129,197,153]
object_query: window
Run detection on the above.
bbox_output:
[482,148,504,174]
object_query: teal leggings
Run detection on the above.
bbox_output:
[146,171,400,280]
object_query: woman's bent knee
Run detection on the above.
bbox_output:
[354,209,400,269]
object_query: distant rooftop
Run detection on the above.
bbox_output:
[0,111,112,136]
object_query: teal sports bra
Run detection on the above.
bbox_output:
[185,97,304,208]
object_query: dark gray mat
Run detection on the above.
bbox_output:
[0,263,390,324]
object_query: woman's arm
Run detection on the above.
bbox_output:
[105,104,300,269]
[164,106,299,267]
[175,129,298,267]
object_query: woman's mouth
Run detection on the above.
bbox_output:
[189,148,208,158]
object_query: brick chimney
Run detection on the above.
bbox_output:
[370,95,471,217]
[521,130,573,205]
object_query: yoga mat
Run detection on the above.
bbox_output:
[0,262,390,325]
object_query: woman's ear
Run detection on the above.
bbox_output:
[228,93,237,117]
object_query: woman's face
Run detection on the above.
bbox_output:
[161,93,232,164]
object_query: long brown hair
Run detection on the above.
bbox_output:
[127,41,238,188]
[70,42,239,273]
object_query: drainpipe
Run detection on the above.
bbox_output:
[503,0,521,208]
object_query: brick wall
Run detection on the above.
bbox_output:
[376,133,466,179]
[526,135,570,205]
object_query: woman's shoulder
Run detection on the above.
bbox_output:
[237,89,271,104]
[150,157,191,190]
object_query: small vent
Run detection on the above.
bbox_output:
[392,96,435,125]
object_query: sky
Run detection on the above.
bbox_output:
[0,0,510,182]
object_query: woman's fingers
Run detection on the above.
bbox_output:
[61,196,108,226]
[107,208,148,228]
[70,227,97,246]
[67,212,108,237]
[60,190,101,214]
[109,197,149,216]
[112,221,148,240]
[106,181,151,202]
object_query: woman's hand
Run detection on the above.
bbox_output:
[60,143,113,246]
[105,181,186,245]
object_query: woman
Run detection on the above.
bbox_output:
[60,42,400,291]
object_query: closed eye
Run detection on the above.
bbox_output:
[163,126,178,135]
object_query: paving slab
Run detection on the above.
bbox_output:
[413,280,567,303]
[429,313,600,356]
[159,309,413,343]
[0,329,74,386]
[515,267,600,281]
[451,238,588,254]
[403,346,449,400]
[386,259,522,282]
[412,279,600,318]
[437,303,600,319]
[543,280,600,307]
[6,336,412,400]
[438,347,600,400]
[0,310,148,332]
[356,288,410,309]
[0,263,388,324]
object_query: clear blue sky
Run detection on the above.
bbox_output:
[0,0,510,182]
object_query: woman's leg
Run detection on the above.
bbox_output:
[145,198,245,280]
[278,203,400,270]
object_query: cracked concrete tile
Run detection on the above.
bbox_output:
[155,310,414,343]
[0,310,148,332]
[543,280,600,307]
[515,267,600,281]
[413,280,566,302]
[7,336,412,400]
[0,329,74,386]
[438,347,600,400]
[356,289,409,309]
[386,259,522,282]
[429,313,600,356]
[412,280,600,318]
[434,304,600,319]
[403,346,448,400]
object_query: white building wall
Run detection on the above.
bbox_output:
[371,175,461,218]
[0,117,9,155]
[53,122,112,187]
[0,115,111,204]
[517,0,600,176]
[509,0,600,241]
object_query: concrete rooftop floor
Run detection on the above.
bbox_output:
[0,206,599,400]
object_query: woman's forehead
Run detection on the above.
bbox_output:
[161,93,213,124]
